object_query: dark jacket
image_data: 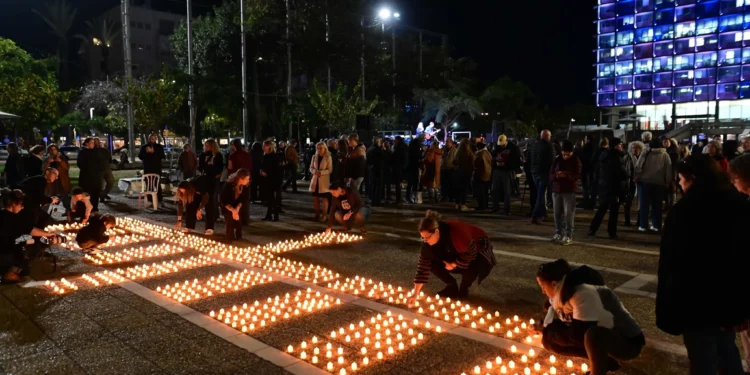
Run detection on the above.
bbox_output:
[327,187,364,228]
[329,148,342,185]
[17,175,53,209]
[407,139,423,172]
[220,181,250,208]
[576,142,595,175]
[138,143,165,174]
[491,143,521,171]
[3,153,21,187]
[251,147,264,180]
[199,151,224,180]
[657,188,750,335]
[177,150,198,178]
[345,144,367,180]
[391,142,408,177]
[549,156,582,194]
[366,145,385,176]
[228,149,252,175]
[75,215,110,250]
[19,154,44,179]
[77,147,102,190]
[530,139,555,182]
[96,147,112,171]
[260,152,283,188]
[597,149,628,197]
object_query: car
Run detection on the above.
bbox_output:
[59,146,81,160]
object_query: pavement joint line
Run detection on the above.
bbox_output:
[120,215,684,358]
[617,274,656,291]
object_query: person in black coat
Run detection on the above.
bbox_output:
[250,142,264,202]
[260,141,283,221]
[590,138,609,208]
[530,130,556,223]
[139,134,165,202]
[588,138,628,239]
[17,168,60,227]
[3,143,22,188]
[77,138,103,212]
[575,135,595,209]
[75,214,116,252]
[389,136,408,205]
[18,145,45,181]
[366,137,385,206]
[405,135,424,203]
[198,139,224,232]
[174,175,215,234]
[220,169,250,241]
[657,155,750,374]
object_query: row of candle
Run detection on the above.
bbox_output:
[114,255,221,280]
[156,269,272,302]
[259,231,363,254]
[80,271,126,286]
[287,310,434,374]
[44,278,78,294]
[463,354,589,375]
[209,289,341,332]
[84,244,185,265]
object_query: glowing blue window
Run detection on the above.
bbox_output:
[655,8,675,25]
[598,93,615,106]
[635,74,653,89]
[741,66,750,80]
[719,14,744,32]
[655,72,674,87]
[655,41,674,56]
[696,18,718,36]
[695,51,718,68]
[599,4,615,19]
[599,34,616,48]
[742,48,750,63]
[599,19,616,34]
[636,12,654,28]
[717,83,740,100]
[695,68,718,84]
[634,90,652,104]
[617,16,635,31]
[654,56,674,72]
[599,63,615,77]
[719,0,743,15]
[635,43,654,58]
[675,5,696,22]
[696,35,719,51]
[615,61,634,76]
[719,32,743,49]
[617,31,635,46]
[695,1,720,18]
[718,66,741,82]
[654,0,675,10]
[654,24,675,40]
[719,48,741,65]
[675,38,696,54]
[675,21,696,38]
[636,0,654,12]
[616,91,634,106]
[674,87,695,102]
[674,70,695,86]
[616,76,634,91]
[674,54,695,70]
[617,0,635,15]
[636,28,655,43]
[598,78,615,92]
[635,59,654,74]
[694,85,716,101]
[598,48,616,63]
[653,88,673,103]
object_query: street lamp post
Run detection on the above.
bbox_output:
[376,7,399,108]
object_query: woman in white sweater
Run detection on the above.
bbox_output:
[533,259,645,375]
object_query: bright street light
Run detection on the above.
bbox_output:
[378,8,392,20]
[393,12,400,18]
[93,37,102,46]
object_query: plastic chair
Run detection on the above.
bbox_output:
[137,174,160,210]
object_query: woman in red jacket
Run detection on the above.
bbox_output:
[406,210,497,306]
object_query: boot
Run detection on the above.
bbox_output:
[416,192,423,204]
[436,283,458,297]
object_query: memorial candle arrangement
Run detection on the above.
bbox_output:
[84,244,185,265]
[156,269,272,302]
[461,351,589,375]
[288,310,432,374]
[115,255,220,280]
[44,278,78,294]
[261,232,362,254]
[209,288,341,332]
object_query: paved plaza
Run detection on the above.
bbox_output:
[0,182,689,375]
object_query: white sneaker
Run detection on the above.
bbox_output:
[638,227,647,232]
[560,236,573,246]
[205,229,214,235]
[649,226,659,232]
[551,234,562,244]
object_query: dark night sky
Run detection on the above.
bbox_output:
[0,0,595,108]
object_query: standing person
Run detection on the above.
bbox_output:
[94,138,113,202]
[325,182,370,234]
[220,169,251,241]
[742,135,750,154]
[367,137,385,206]
[3,143,22,188]
[590,138,609,208]
[623,141,644,227]
[534,259,645,374]
[730,154,750,195]
[228,139,252,225]
[678,144,691,161]
[530,130,556,224]
[523,144,537,215]
[77,138,103,212]
[281,139,299,193]
[405,210,496,304]
[657,155,750,374]
[44,144,70,195]
[390,136,408,205]
[707,140,729,172]
[260,140,282,222]
[440,139,457,202]
[473,141,492,211]
[702,135,722,154]
[177,144,198,180]
[333,139,349,186]
[382,140,394,203]
[310,142,333,222]
[454,139,474,211]
[405,135,424,204]
[491,135,521,215]
[549,141,581,245]
[250,142,264,202]
[345,134,367,192]
[19,145,45,180]
[198,139,223,234]
[421,142,443,204]
[173,175,215,234]
[138,134,166,203]
[634,139,672,232]
[588,139,628,239]
[576,135,595,209]
[663,138,679,209]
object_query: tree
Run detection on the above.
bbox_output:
[75,79,126,118]
[74,15,121,78]
[120,73,185,138]
[32,0,77,89]
[0,38,70,136]
[308,78,377,134]
[480,76,538,138]
[413,83,482,143]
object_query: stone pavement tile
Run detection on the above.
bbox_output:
[112,323,179,346]
[184,281,301,315]
[642,281,658,294]
[0,319,57,362]
[66,340,164,375]
[94,310,154,332]
[53,330,119,352]
[0,286,68,318]
[254,346,300,368]
[34,312,106,342]
[201,321,242,339]
[224,333,269,352]
[69,295,132,318]
[1,348,86,375]
[405,333,500,375]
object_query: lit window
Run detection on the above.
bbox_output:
[697,37,705,46]
[736,32,743,42]
[689,39,695,47]
[676,56,683,65]
[744,31,750,40]
[728,50,736,59]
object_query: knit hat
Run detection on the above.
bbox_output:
[497,135,508,146]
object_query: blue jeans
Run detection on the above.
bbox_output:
[532,177,549,219]
[683,328,744,375]
[638,183,664,230]
[552,193,576,237]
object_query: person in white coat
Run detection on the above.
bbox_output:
[310,142,333,222]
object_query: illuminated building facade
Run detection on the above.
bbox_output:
[595,0,750,130]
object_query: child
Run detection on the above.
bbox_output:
[549,140,581,245]
[69,187,93,224]
[75,214,116,254]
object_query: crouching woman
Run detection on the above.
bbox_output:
[534,259,645,375]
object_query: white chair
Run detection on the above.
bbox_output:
[137,174,160,210]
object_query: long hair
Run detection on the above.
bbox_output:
[315,141,328,157]
[175,180,196,205]
[251,141,263,153]
[231,138,244,151]
[678,154,733,195]
[337,139,349,155]
[537,259,571,282]
[47,144,59,155]
[456,138,474,163]
[262,140,276,154]
[1,188,24,209]
[418,210,441,233]
[228,168,250,197]
[204,139,220,155]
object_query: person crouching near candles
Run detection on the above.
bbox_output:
[75,214,116,255]
[174,175,215,233]
[325,182,370,234]
[657,154,750,374]
[69,187,93,224]
[220,168,250,241]
[406,210,497,305]
[532,259,645,375]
